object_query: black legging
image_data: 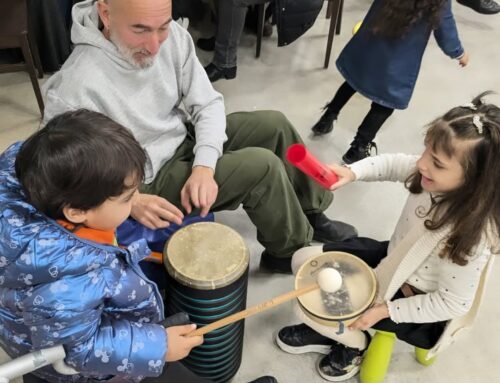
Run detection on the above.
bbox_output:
[329,81,394,144]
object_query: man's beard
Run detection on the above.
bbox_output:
[109,30,156,69]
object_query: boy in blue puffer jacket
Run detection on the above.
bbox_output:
[0,110,204,382]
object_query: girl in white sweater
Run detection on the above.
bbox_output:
[277,92,500,381]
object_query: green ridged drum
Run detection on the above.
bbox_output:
[163,222,249,382]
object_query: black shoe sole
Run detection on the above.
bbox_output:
[456,0,500,14]
[311,122,334,136]
[341,150,371,165]
[208,68,237,82]
[311,128,333,136]
[223,71,237,80]
[275,332,332,355]
[316,358,360,382]
[341,153,358,165]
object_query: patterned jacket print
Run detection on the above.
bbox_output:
[0,143,167,382]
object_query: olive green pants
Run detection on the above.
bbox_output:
[141,110,333,258]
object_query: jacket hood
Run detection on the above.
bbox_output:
[0,143,151,289]
[71,0,135,69]
[0,143,41,271]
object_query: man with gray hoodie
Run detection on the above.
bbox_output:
[42,0,357,274]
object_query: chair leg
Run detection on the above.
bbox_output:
[27,33,44,79]
[20,32,44,117]
[255,4,265,58]
[415,347,437,366]
[336,0,343,35]
[324,0,341,69]
[326,0,332,19]
[360,331,396,383]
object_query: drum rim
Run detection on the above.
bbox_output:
[297,298,374,324]
[163,222,250,290]
[295,251,378,323]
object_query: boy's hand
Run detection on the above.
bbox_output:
[166,324,203,362]
[348,303,389,331]
[458,52,469,67]
[327,163,356,191]
[180,166,218,217]
[131,193,184,229]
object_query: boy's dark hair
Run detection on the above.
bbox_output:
[15,109,146,220]
[406,91,500,265]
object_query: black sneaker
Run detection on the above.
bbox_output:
[259,251,292,274]
[204,63,237,82]
[276,323,335,355]
[247,377,278,383]
[197,36,215,51]
[341,141,377,165]
[311,103,338,136]
[316,333,371,382]
[457,0,500,14]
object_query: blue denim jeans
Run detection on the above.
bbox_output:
[213,0,268,68]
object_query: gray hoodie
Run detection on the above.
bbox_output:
[42,0,226,183]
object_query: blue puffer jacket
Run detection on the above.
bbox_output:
[0,143,167,382]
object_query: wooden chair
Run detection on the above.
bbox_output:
[0,0,44,116]
[255,0,344,68]
[255,3,267,59]
[324,0,343,69]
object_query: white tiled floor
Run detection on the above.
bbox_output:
[1,1,499,382]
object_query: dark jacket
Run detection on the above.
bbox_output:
[275,0,324,46]
[336,0,463,110]
[172,0,323,47]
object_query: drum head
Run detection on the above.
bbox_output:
[295,251,377,326]
[164,222,249,290]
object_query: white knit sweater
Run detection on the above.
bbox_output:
[349,154,495,357]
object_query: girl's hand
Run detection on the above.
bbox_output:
[348,303,389,331]
[328,163,356,191]
[166,324,203,361]
[458,52,469,67]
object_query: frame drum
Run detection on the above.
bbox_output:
[163,222,249,383]
[295,251,377,331]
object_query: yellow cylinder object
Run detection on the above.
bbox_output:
[353,21,362,35]
[360,331,396,383]
[415,347,437,366]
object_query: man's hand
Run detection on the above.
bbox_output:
[327,163,356,191]
[348,303,389,331]
[180,166,218,217]
[131,193,184,229]
[165,324,203,362]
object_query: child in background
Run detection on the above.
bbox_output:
[0,110,203,383]
[311,0,468,164]
[279,92,499,381]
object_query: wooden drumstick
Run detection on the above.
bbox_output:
[188,282,319,337]
[187,267,343,337]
